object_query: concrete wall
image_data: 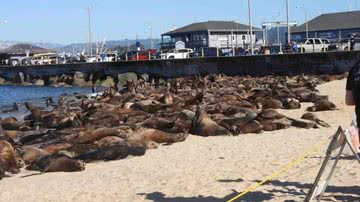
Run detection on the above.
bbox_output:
[0,51,359,82]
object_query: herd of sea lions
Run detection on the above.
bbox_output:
[0,73,346,179]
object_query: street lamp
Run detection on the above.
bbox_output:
[248,0,254,55]
[286,0,291,44]
[296,6,309,39]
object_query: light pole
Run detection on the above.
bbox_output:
[86,6,93,56]
[297,6,309,39]
[248,0,254,55]
[286,0,291,44]
[149,25,153,49]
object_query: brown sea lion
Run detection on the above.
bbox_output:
[190,106,231,136]
[258,109,285,120]
[129,128,188,144]
[301,113,330,128]
[20,146,50,164]
[27,153,84,172]
[142,117,175,130]
[68,127,122,144]
[282,98,301,109]
[43,157,85,173]
[256,97,283,109]
[236,120,263,134]
[74,145,131,163]
[95,136,126,148]
[0,141,20,178]
[306,100,337,112]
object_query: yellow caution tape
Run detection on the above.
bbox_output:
[227,136,331,202]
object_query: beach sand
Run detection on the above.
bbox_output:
[0,79,359,202]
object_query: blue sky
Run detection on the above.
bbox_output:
[0,0,358,44]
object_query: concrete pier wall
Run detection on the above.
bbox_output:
[0,51,359,82]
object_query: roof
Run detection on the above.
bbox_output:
[0,44,55,55]
[163,21,261,35]
[292,11,360,33]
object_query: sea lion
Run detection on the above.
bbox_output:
[256,97,283,109]
[68,127,122,144]
[236,120,263,134]
[307,100,337,112]
[129,128,188,144]
[160,92,174,105]
[258,109,285,120]
[282,98,301,109]
[25,102,42,126]
[0,141,20,178]
[27,153,84,172]
[301,113,330,128]
[0,117,23,131]
[74,144,130,163]
[190,106,231,136]
[43,157,85,173]
[1,103,19,113]
[95,136,126,148]
[142,117,175,131]
[20,146,50,164]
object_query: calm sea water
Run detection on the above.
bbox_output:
[0,85,92,118]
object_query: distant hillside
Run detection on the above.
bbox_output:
[0,44,55,55]
[0,41,63,50]
[56,39,161,53]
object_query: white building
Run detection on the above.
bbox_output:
[161,21,261,50]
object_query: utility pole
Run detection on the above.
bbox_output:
[305,9,309,39]
[286,0,291,44]
[248,0,254,55]
[349,0,353,11]
[149,25,153,49]
[87,6,93,56]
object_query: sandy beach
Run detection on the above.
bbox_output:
[0,79,359,202]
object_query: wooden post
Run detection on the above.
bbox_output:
[202,48,204,58]
[125,52,128,61]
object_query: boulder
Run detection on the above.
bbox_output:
[101,76,115,87]
[0,77,5,85]
[73,72,91,87]
[117,72,138,88]
[34,79,45,86]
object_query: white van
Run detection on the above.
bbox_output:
[160,48,194,59]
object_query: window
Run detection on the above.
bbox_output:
[306,39,314,44]
[315,39,321,44]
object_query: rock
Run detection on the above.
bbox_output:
[73,72,91,87]
[140,73,149,82]
[48,76,59,86]
[0,77,5,85]
[101,76,115,87]
[34,79,45,86]
[13,72,25,84]
[117,72,138,88]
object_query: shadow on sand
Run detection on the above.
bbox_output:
[138,179,360,202]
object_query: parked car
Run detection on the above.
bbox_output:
[190,47,219,58]
[120,49,157,61]
[295,38,329,53]
[160,48,193,59]
[336,38,360,51]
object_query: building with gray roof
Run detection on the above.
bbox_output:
[291,11,360,41]
[161,21,261,50]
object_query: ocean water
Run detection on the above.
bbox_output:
[0,85,92,118]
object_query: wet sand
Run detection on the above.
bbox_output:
[0,79,359,202]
